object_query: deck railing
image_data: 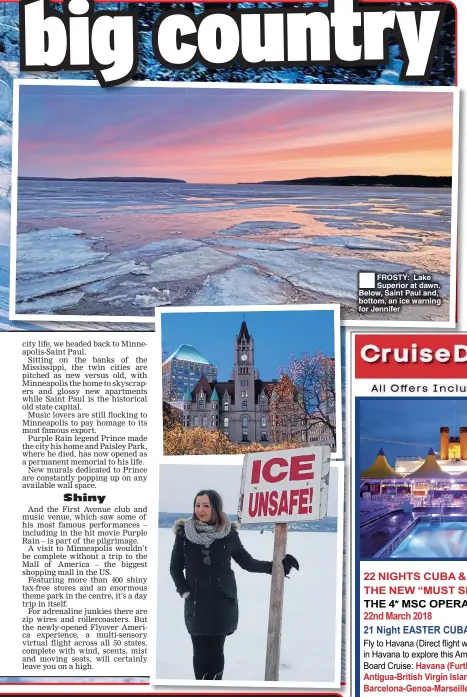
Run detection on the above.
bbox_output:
[374,518,418,559]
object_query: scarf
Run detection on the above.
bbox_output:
[184,517,231,548]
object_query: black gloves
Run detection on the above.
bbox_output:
[266,554,299,577]
[282,554,299,577]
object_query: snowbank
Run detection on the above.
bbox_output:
[156,528,340,684]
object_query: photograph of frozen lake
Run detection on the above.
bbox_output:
[13,82,456,322]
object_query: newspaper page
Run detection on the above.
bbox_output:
[0,0,462,696]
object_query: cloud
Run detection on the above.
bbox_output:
[18,85,454,182]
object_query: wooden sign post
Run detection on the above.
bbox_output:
[238,446,331,683]
[265,522,288,681]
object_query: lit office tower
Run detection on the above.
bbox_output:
[162,344,217,400]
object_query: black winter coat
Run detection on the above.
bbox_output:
[170,519,273,637]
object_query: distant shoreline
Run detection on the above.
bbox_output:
[19,176,187,183]
[241,175,452,188]
[19,174,452,188]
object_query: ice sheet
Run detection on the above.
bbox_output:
[310,212,450,234]
[15,181,453,319]
[0,204,10,245]
[16,227,109,278]
[0,77,12,124]
[190,265,291,305]
[0,119,12,168]
[200,237,301,251]
[80,278,120,295]
[134,288,172,307]
[19,227,85,239]
[237,249,450,300]
[280,235,409,251]
[16,291,85,314]
[0,243,8,287]
[147,248,236,282]
[217,221,302,236]
[17,260,137,302]
[120,238,202,260]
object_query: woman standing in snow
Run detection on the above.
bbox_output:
[169,489,299,681]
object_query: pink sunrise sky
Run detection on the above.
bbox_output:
[18,85,454,184]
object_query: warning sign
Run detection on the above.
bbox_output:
[238,446,331,524]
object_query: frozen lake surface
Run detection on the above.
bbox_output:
[15,181,452,320]
[156,528,340,684]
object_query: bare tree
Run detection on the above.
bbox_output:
[271,352,336,447]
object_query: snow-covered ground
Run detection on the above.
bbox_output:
[156,528,340,685]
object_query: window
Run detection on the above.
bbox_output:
[184,403,191,411]
[223,417,229,428]
[224,430,229,437]
[211,416,218,427]
[184,417,190,427]
[241,390,248,398]
[261,416,267,428]
[242,430,248,442]
[260,400,266,412]
[212,402,218,410]
[194,416,199,427]
[224,403,229,411]
[202,416,208,428]
[242,416,248,428]
[198,399,204,410]
[242,400,247,411]
[261,431,267,441]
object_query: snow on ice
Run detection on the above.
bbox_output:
[12,182,453,317]
[156,529,339,683]
[16,259,137,303]
[16,228,109,278]
[237,249,450,300]
[0,200,10,245]
[280,235,408,251]
[200,237,301,251]
[218,221,302,236]
[310,209,451,234]
[17,290,85,313]
[190,265,292,305]
[120,238,203,260]
[134,288,172,307]
[147,247,236,282]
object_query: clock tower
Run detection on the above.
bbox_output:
[233,320,256,441]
